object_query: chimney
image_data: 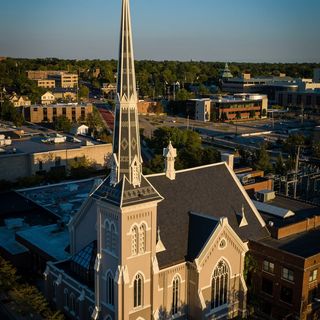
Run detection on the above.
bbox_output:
[163,141,177,180]
[221,153,234,171]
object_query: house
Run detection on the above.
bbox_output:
[70,124,89,136]
[9,92,31,107]
[41,91,55,105]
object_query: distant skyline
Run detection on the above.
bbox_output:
[1,0,320,62]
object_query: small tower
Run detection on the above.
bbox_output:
[221,62,233,80]
[163,141,177,180]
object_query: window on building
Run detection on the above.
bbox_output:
[172,276,180,315]
[131,226,138,256]
[282,267,294,282]
[297,94,302,105]
[309,269,318,282]
[111,224,116,254]
[55,157,61,167]
[106,272,114,306]
[53,108,57,115]
[263,260,275,274]
[211,260,229,309]
[134,274,143,308]
[139,224,146,254]
[70,293,76,313]
[62,108,66,115]
[64,289,69,308]
[306,95,312,105]
[81,107,85,119]
[38,160,43,171]
[308,287,319,304]
[261,277,273,296]
[280,286,293,304]
[105,221,111,251]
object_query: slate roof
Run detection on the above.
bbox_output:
[186,213,219,261]
[147,163,270,269]
[91,175,163,207]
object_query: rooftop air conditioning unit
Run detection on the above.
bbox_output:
[256,190,276,202]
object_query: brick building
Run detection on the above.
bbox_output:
[24,103,93,123]
[249,195,320,320]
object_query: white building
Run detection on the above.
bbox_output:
[41,91,55,105]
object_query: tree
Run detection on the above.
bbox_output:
[254,143,273,173]
[283,134,305,156]
[68,156,98,179]
[0,100,24,126]
[54,115,72,132]
[79,85,89,100]
[313,142,320,159]
[175,88,194,101]
[85,107,104,133]
[0,256,19,292]
[146,127,220,173]
[275,154,286,175]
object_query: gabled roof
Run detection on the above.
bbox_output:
[187,212,219,261]
[91,175,163,208]
[147,162,270,268]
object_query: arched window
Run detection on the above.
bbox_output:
[88,306,94,318]
[106,272,114,306]
[131,226,138,256]
[64,288,69,308]
[172,276,180,315]
[139,224,146,254]
[111,224,116,254]
[211,260,229,309]
[105,220,111,251]
[134,274,143,308]
[70,293,76,313]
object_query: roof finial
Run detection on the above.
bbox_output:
[163,141,177,180]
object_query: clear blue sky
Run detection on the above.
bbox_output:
[1,0,319,62]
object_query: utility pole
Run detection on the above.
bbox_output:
[0,88,5,110]
[293,145,301,199]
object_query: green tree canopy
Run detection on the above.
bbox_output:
[54,115,72,132]
[254,143,273,173]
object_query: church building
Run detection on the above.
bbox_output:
[44,0,269,319]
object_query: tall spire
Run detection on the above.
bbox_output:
[117,0,137,99]
[111,0,142,188]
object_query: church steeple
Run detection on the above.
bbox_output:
[111,0,142,188]
[117,0,136,99]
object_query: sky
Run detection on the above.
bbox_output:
[1,0,320,62]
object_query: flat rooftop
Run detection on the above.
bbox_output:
[18,177,102,220]
[17,224,70,261]
[0,134,103,155]
[260,228,320,258]
[257,196,320,228]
